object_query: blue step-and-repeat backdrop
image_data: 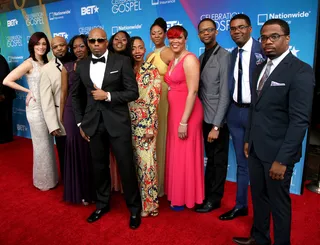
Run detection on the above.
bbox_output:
[0,0,318,194]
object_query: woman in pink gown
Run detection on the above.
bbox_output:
[164,25,204,209]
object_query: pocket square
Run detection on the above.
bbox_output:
[110,70,119,74]
[271,81,285,87]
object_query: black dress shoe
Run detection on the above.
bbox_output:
[129,213,141,229]
[232,237,257,245]
[195,201,221,213]
[219,207,248,220]
[87,206,110,223]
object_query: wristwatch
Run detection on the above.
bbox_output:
[213,126,219,131]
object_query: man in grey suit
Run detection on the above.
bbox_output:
[195,18,231,213]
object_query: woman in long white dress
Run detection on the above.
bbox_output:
[4,32,58,191]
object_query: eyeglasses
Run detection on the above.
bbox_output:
[88,38,106,44]
[198,27,216,34]
[230,25,249,32]
[259,34,287,43]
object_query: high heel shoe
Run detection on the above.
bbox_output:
[82,199,89,206]
[150,209,159,217]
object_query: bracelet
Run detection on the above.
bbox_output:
[179,122,188,126]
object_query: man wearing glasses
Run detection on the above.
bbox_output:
[233,19,314,245]
[71,28,142,229]
[195,18,231,214]
[222,14,265,221]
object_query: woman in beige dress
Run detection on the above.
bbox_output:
[146,17,174,197]
[3,32,58,191]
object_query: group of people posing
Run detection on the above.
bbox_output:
[1,13,314,245]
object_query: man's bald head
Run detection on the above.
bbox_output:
[88,28,108,57]
[51,36,68,59]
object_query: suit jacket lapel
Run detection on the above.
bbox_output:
[55,57,62,72]
[229,48,237,95]
[256,53,292,105]
[102,52,115,89]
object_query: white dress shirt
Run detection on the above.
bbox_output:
[90,50,108,89]
[233,37,253,104]
[77,50,110,127]
[257,49,290,87]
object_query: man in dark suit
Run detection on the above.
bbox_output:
[0,54,15,144]
[233,19,314,245]
[222,14,265,220]
[72,28,142,229]
[195,18,231,213]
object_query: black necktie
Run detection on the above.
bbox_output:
[92,56,105,64]
[237,48,244,103]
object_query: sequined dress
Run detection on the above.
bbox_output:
[26,59,58,190]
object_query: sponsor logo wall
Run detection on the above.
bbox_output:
[0,0,317,194]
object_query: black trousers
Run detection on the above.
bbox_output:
[249,145,293,245]
[203,121,229,204]
[0,100,13,144]
[55,136,66,181]
[89,119,141,215]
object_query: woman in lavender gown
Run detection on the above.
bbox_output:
[60,34,94,204]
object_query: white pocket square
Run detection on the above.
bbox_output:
[271,81,285,87]
[110,70,119,74]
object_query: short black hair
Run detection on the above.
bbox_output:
[261,18,290,35]
[150,17,167,33]
[230,14,251,26]
[198,18,217,30]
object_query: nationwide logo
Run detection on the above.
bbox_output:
[17,124,28,132]
[289,46,299,57]
[7,19,18,27]
[13,107,26,115]
[225,47,235,53]
[8,56,24,63]
[151,0,176,5]
[111,24,142,35]
[200,12,240,31]
[257,11,311,25]
[81,5,99,15]
[166,20,182,29]
[112,0,142,14]
[49,10,71,21]
[79,25,104,34]
[25,12,44,26]
[53,32,69,39]
[199,47,234,56]
[16,91,27,101]
[7,35,23,48]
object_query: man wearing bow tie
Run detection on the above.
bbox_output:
[40,36,72,181]
[71,28,142,229]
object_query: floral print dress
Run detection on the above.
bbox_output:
[129,61,161,214]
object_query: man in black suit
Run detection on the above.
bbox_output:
[72,28,142,229]
[233,19,314,245]
[0,54,15,144]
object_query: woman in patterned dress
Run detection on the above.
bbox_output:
[129,36,161,217]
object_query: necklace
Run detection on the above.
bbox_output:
[173,51,186,66]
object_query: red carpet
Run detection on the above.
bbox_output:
[0,137,319,245]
